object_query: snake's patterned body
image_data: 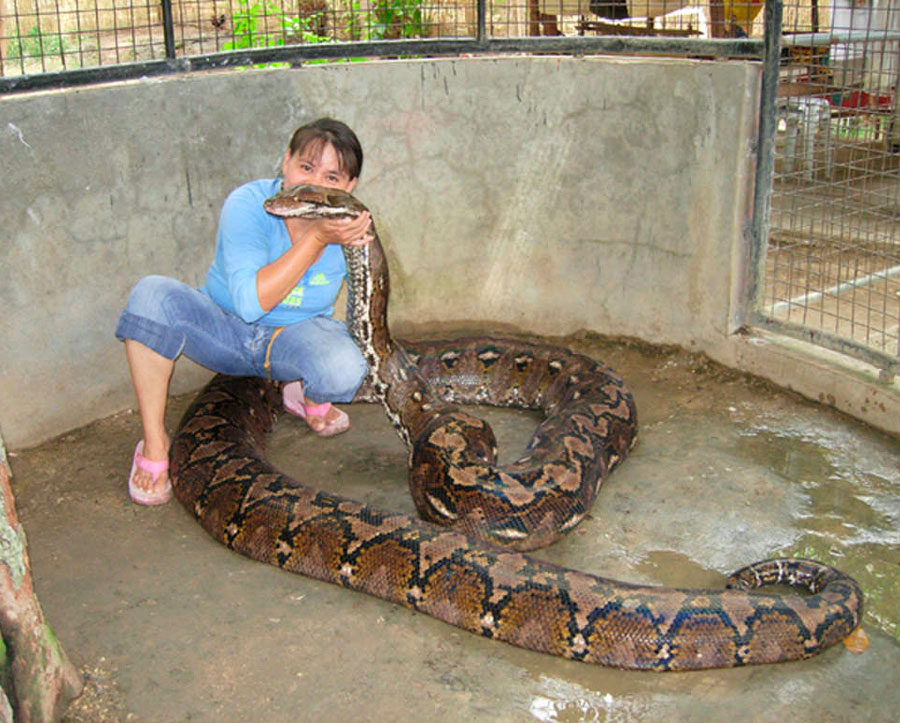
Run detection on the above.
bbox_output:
[169,184,863,670]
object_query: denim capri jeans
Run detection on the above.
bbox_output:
[115,275,367,402]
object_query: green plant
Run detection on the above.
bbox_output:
[370,0,426,39]
[377,0,429,39]
[224,0,330,50]
[344,0,428,41]
[343,0,365,41]
[4,26,68,60]
[281,12,330,44]
[223,0,277,50]
[4,35,23,60]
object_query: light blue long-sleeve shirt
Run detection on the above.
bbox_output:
[202,179,347,326]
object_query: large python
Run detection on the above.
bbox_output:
[169,184,864,670]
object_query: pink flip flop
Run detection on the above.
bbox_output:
[128,441,173,505]
[283,382,350,437]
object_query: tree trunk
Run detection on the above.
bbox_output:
[0,437,82,722]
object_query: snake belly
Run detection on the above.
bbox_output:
[169,184,863,671]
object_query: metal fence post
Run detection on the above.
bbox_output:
[161,0,177,60]
[745,0,783,324]
[477,0,487,44]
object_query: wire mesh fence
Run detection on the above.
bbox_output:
[764,0,900,370]
[0,0,766,77]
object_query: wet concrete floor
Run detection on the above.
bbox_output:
[7,332,900,722]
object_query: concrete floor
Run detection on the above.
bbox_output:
[7,333,900,722]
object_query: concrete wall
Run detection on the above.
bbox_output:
[2,56,897,448]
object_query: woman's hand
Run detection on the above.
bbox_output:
[257,211,373,312]
[286,211,373,248]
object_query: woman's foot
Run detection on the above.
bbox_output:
[128,440,173,505]
[283,381,350,437]
[124,340,175,504]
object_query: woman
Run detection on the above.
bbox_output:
[115,118,372,505]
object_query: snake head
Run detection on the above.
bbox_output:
[263,183,366,219]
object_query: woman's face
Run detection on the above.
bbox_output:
[282,142,357,193]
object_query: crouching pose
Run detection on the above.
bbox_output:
[115,118,372,505]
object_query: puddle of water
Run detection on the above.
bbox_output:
[728,418,900,644]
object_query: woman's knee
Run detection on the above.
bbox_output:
[125,275,188,322]
[117,276,194,359]
[314,344,368,401]
[273,318,368,400]
[287,337,366,402]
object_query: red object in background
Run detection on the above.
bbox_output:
[834,90,893,109]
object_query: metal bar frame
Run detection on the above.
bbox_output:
[782,29,900,46]
[161,0,177,60]
[0,0,764,95]
[744,0,783,326]
[746,0,900,378]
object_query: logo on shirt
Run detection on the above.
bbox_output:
[283,286,304,307]
[281,273,332,308]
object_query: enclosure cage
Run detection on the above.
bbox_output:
[0,0,770,82]
[762,0,900,377]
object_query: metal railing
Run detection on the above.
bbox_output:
[751,0,900,377]
[1,0,766,92]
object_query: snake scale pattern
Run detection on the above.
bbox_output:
[169,184,863,671]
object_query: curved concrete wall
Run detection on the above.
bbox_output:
[2,56,897,447]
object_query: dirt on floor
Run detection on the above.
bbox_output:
[6,330,900,722]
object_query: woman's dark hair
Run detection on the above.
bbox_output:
[288,118,363,180]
